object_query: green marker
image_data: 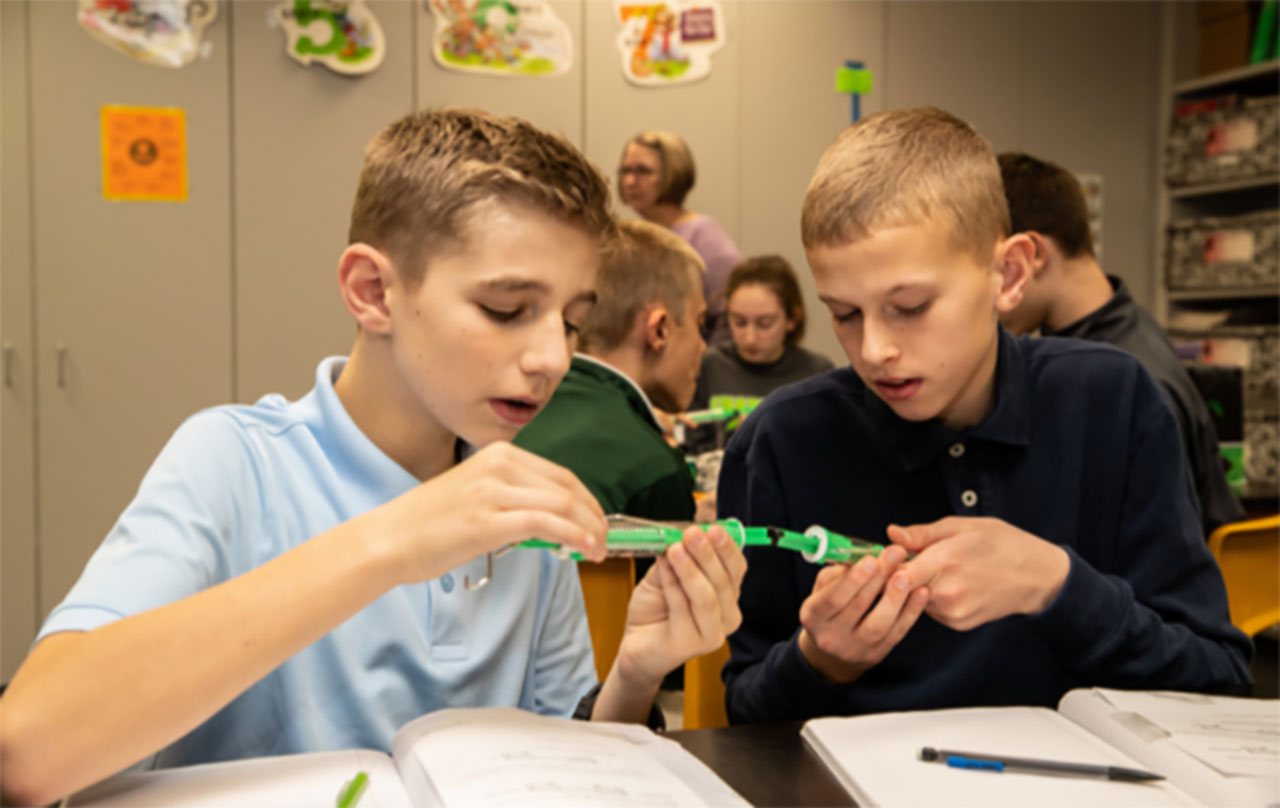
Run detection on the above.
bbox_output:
[335,771,368,808]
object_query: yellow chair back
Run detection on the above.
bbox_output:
[1208,514,1280,637]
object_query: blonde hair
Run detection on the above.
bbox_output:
[579,220,705,353]
[622,131,696,206]
[349,108,615,287]
[801,107,1010,263]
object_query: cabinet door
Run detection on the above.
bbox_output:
[232,1,415,403]
[28,1,233,616]
[2,0,38,682]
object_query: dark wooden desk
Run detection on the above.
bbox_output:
[669,721,855,807]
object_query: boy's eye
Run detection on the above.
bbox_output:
[563,320,581,337]
[833,308,861,324]
[481,304,523,323]
[894,301,930,317]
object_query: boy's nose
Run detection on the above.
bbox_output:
[860,319,898,365]
[520,315,572,380]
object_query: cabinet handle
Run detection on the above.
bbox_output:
[56,342,67,388]
[3,342,12,387]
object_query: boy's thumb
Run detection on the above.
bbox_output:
[886,523,927,550]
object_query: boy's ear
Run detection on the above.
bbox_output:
[338,243,396,334]
[1025,232,1052,276]
[643,303,671,354]
[993,233,1035,314]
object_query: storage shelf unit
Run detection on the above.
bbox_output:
[1157,43,1279,502]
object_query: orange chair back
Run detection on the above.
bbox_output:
[578,558,635,681]
[1208,514,1280,637]
[683,642,731,729]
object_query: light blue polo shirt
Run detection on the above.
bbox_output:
[38,357,597,768]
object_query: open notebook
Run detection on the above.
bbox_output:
[70,707,749,807]
[801,688,1279,808]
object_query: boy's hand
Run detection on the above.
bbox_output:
[796,546,928,683]
[614,524,746,688]
[888,516,1070,631]
[377,442,607,585]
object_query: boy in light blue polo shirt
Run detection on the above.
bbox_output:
[1,109,747,806]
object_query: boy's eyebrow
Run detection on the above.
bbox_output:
[819,282,934,306]
[476,277,597,305]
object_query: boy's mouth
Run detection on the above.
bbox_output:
[490,397,542,426]
[874,377,922,401]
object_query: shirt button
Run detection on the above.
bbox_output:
[949,443,965,458]
[961,490,978,508]
[440,573,455,593]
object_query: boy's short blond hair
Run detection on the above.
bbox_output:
[622,131,696,207]
[579,220,705,353]
[350,108,615,287]
[801,107,1010,264]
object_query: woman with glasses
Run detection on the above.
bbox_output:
[618,131,742,344]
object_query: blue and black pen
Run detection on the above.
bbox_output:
[919,747,1164,783]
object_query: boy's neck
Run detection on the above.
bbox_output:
[335,336,459,481]
[582,346,647,395]
[1044,254,1113,332]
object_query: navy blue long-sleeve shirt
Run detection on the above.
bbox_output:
[720,329,1251,724]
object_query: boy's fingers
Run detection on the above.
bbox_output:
[887,519,953,551]
[656,554,700,637]
[500,448,607,522]
[896,551,942,592]
[495,511,604,561]
[494,486,607,549]
[665,542,720,641]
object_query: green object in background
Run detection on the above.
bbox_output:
[1220,442,1246,495]
[835,66,873,94]
[1250,0,1278,63]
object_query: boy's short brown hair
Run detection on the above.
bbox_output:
[578,220,705,353]
[349,108,615,287]
[622,131,696,207]
[801,107,1010,264]
[998,152,1095,259]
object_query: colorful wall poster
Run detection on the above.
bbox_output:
[616,1,724,86]
[101,105,188,202]
[273,1,385,76]
[429,0,573,77]
[78,0,218,68]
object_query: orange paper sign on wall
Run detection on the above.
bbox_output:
[100,105,188,202]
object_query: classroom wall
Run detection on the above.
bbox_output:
[0,0,1165,681]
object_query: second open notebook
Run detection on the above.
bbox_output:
[801,687,1279,808]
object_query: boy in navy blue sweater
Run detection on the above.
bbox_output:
[721,107,1251,723]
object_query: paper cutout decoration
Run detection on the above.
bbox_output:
[429,0,573,77]
[273,0,385,75]
[616,1,723,86]
[101,105,188,202]
[78,0,217,68]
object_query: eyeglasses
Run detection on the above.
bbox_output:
[618,165,657,177]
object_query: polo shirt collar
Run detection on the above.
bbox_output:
[1043,275,1127,340]
[570,353,663,430]
[865,327,1030,472]
[300,356,421,494]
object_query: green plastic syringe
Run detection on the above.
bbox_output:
[517,515,888,565]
